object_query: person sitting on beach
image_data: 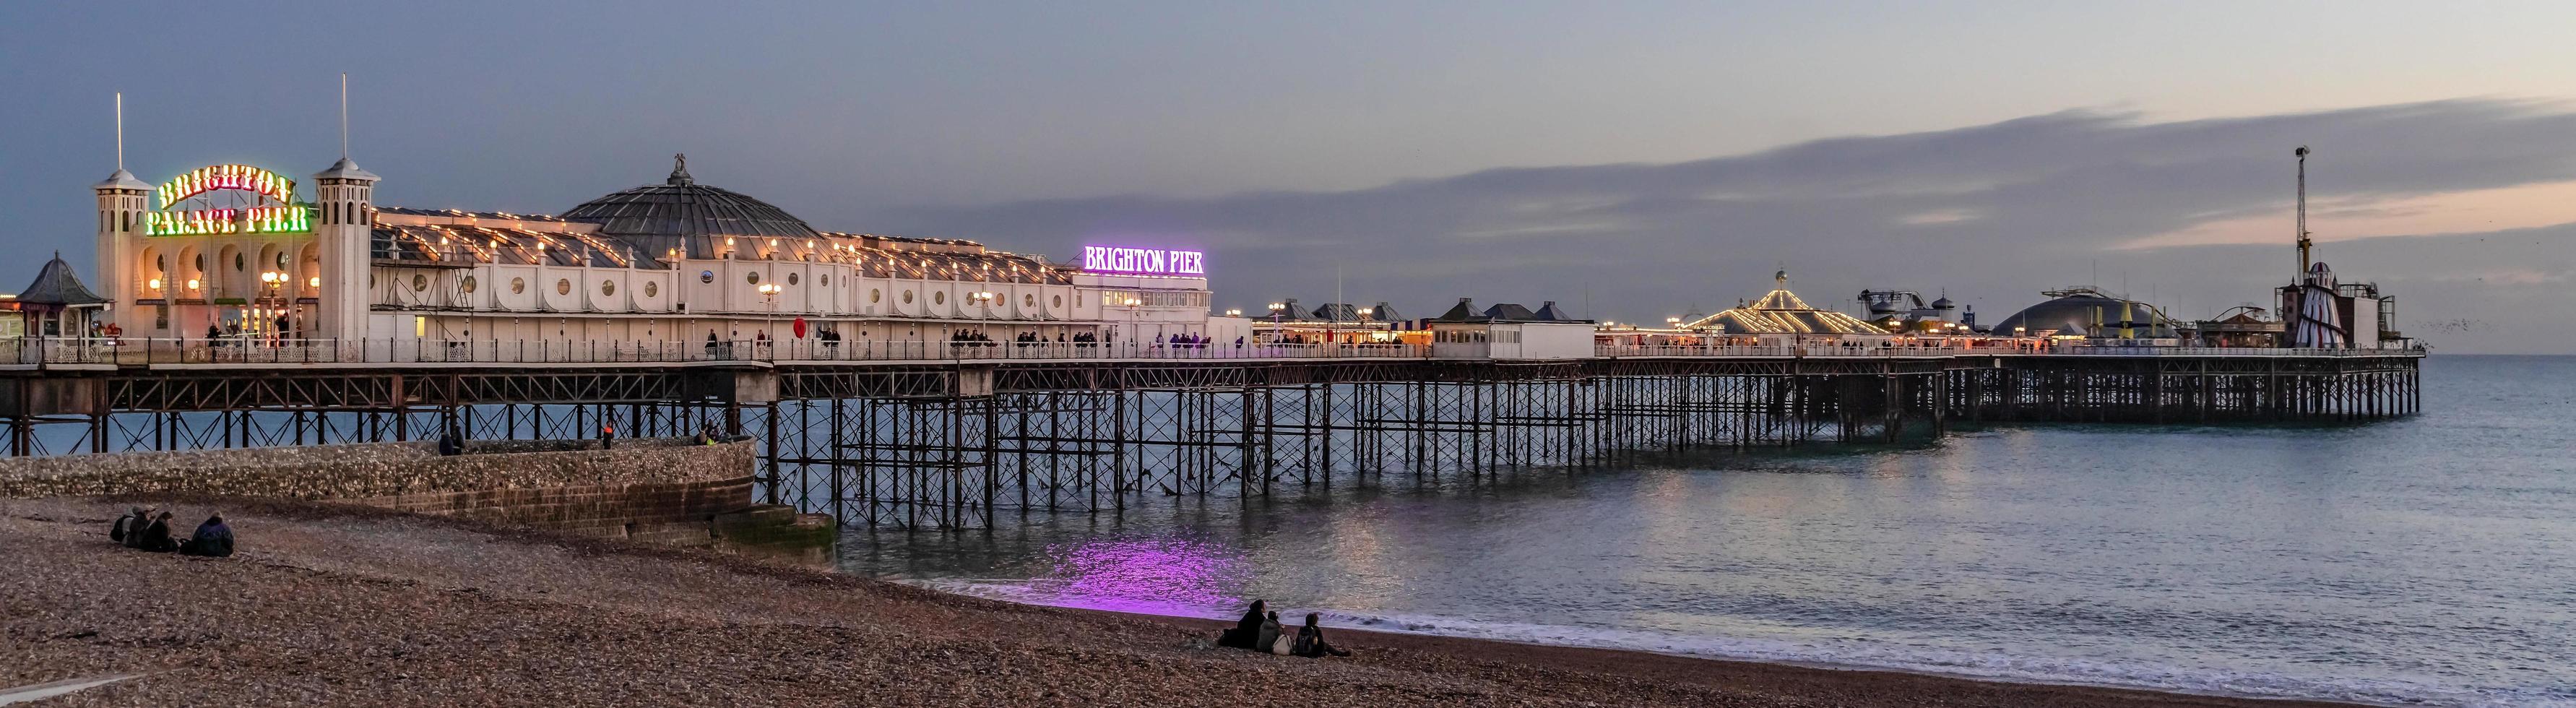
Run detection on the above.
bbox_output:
[111,506,145,544]
[1291,613,1351,657]
[137,511,179,553]
[178,513,234,558]
[1217,600,1266,649]
[123,506,160,548]
[1258,610,1284,654]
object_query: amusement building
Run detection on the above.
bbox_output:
[78,153,1223,357]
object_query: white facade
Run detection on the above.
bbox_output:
[98,158,1216,349]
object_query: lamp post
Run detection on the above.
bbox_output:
[259,271,286,345]
[1123,295,1143,355]
[757,282,782,358]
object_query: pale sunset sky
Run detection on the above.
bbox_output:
[6,1,2575,351]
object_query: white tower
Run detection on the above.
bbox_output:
[312,156,377,342]
[94,93,148,329]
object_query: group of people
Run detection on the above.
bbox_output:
[1151,332,1233,349]
[1215,600,1352,658]
[109,506,233,557]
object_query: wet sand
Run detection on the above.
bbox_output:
[1,497,2365,707]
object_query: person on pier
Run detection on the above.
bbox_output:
[179,513,233,558]
[1292,613,1352,657]
[1217,600,1267,649]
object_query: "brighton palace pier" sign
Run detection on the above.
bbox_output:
[1081,246,1206,276]
[146,164,315,236]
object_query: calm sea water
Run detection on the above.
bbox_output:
[841,355,2576,707]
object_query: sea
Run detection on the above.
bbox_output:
[839,355,2576,707]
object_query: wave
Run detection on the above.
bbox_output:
[906,577,2573,708]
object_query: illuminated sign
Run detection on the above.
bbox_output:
[158,164,297,210]
[1081,246,1206,276]
[147,205,314,236]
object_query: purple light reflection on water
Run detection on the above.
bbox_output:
[1016,536,1252,616]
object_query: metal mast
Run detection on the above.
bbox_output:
[2295,146,2311,282]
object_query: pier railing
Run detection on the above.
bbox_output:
[2,337,2426,367]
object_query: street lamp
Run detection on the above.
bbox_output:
[757,282,782,355]
[259,271,286,343]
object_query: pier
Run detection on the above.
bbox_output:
[0,341,2421,529]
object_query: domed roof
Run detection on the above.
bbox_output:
[1930,296,1956,308]
[562,154,818,259]
[1992,290,2178,338]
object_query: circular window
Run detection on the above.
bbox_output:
[412,274,429,292]
[194,254,206,272]
[699,270,715,284]
[510,277,526,294]
[233,253,246,272]
[601,280,616,296]
[787,272,800,286]
[460,276,478,293]
[746,272,761,285]
[156,254,168,272]
[901,290,915,304]
[933,290,946,305]
[275,252,289,269]
[556,279,572,295]
[820,274,830,286]
[870,288,882,303]
[1024,293,1037,307]
[644,281,659,298]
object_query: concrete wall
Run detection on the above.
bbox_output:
[0,437,833,562]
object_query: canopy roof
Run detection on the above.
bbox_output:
[1681,285,1886,335]
[14,253,108,307]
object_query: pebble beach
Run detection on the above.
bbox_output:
[2,497,2367,707]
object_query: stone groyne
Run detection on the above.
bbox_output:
[0,437,834,562]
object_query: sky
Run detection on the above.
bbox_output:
[5,1,2575,352]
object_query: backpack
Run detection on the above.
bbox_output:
[1292,627,1317,657]
[111,514,134,543]
[1270,632,1294,656]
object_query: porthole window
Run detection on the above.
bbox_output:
[1024,293,1037,307]
[556,279,572,295]
[195,254,206,272]
[156,254,168,272]
[933,290,946,305]
[699,270,714,284]
[233,253,246,272]
[787,272,800,286]
[510,277,526,295]
[901,290,914,304]
[1052,295,1063,308]
[746,272,761,285]
[275,252,289,269]
[412,274,429,292]
[870,288,883,303]
[601,280,616,296]
[460,276,478,293]
[644,281,659,298]
[820,274,831,286]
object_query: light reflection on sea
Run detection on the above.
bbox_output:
[844,356,2576,707]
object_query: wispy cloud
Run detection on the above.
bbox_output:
[876,98,2576,353]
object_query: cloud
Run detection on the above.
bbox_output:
[871,98,2576,353]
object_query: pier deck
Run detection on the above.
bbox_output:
[0,342,2422,528]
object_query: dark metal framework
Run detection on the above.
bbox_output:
[1,353,2421,530]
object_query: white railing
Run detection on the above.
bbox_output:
[2051,345,2429,358]
[0,336,2424,366]
[0,337,1432,366]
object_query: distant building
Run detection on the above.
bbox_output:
[1427,298,1593,359]
[1678,272,1890,342]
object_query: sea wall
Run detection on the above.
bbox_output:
[0,437,833,562]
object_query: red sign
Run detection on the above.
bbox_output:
[792,317,808,338]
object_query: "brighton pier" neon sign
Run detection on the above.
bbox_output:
[1081,246,1206,276]
[147,205,314,236]
[158,164,297,210]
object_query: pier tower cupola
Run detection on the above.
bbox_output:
[312,157,379,341]
[94,167,150,326]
